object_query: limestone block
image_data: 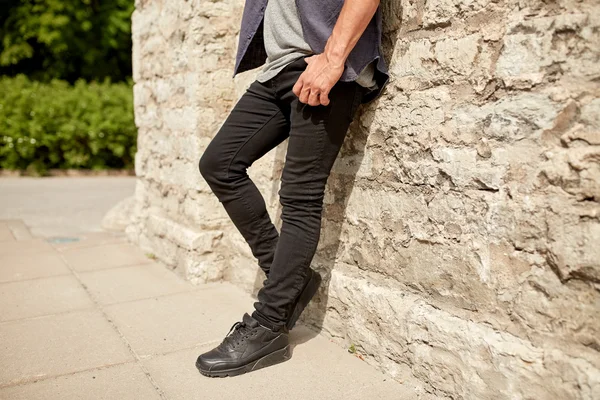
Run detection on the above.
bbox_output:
[434,35,480,76]
[152,133,203,164]
[332,151,373,178]
[581,98,600,129]
[162,106,199,134]
[179,192,230,228]
[540,147,600,201]
[496,33,549,87]
[390,40,436,84]
[422,0,455,28]
[133,82,153,109]
[326,270,600,399]
[451,93,560,141]
[140,34,165,57]
[145,214,223,253]
[131,1,159,37]
[157,159,201,191]
[547,213,600,282]
[224,254,264,295]
[179,253,225,283]
[134,105,161,130]
[511,265,600,351]
[157,2,181,40]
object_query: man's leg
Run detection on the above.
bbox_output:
[196,61,364,377]
[252,73,364,329]
[199,80,289,276]
[195,78,300,378]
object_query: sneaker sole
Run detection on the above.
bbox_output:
[287,270,322,330]
[196,344,292,378]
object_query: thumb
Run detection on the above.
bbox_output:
[304,55,315,64]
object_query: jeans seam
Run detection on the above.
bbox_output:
[296,115,326,293]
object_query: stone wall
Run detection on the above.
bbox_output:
[128,0,600,398]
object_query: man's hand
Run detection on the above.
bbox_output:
[293,54,344,107]
[292,0,379,107]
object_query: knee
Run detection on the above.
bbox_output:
[279,186,325,213]
[198,150,221,184]
[200,148,244,188]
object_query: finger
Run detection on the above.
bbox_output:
[304,55,315,64]
[293,77,304,98]
[320,89,330,106]
[308,89,320,107]
[299,86,311,104]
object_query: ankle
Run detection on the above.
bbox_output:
[252,312,286,333]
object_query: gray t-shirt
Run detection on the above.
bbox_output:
[256,0,375,88]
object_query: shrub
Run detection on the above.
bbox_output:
[0,75,136,173]
[0,0,134,83]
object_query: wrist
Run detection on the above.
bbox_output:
[324,37,348,69]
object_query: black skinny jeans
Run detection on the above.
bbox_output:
[199,57,364,329]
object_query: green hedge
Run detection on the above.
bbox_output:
[0,75,136,173]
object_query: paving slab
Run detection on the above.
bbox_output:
[0,252,71,283]
[50,232,128,252]
[0,363,161,400]
[0,275,94,322]
[103,284,253,357]
[61,242,152,272]
[0,310,134,386]
[143,326,412,400]
[0,226,14,242]
[0,238,54,257]
[78,263,194,305]
[0,220,33,241]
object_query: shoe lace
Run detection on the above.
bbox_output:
[218,321,254,349]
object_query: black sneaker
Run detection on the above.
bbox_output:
[195,313,291,377]
[287,268,322,330]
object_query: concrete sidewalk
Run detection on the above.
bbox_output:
[0,220,410,400]
[0,177,135,238]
